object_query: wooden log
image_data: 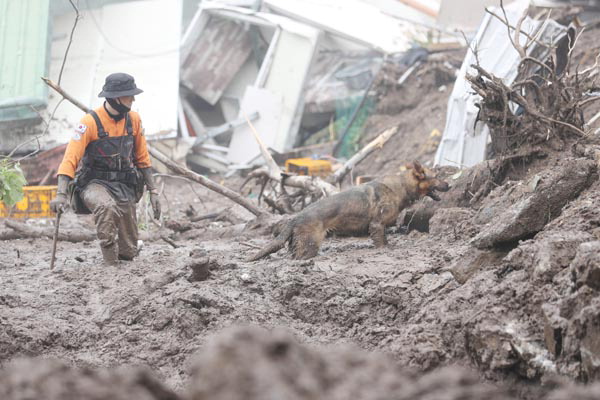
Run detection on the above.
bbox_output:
[4,219,95,242]
[3,220,161,243]
[0,228,23,241]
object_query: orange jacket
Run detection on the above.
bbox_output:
[57,105,152,178]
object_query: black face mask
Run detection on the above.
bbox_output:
[106,98,130,120]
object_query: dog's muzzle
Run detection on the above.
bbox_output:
[427,180,450,201]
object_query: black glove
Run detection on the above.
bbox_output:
[140,168,161,220]
[50,174,72,214]
[149,191,161,220]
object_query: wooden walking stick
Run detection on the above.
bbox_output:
[50,208,62,270]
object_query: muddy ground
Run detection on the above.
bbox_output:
[3,23,600,400]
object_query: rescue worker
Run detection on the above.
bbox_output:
[50,72,161,266]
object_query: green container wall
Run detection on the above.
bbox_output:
[0,0,50,122]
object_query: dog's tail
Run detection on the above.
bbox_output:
[246,223,294,261]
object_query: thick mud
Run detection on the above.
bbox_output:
[2,167,600,399]
[4,26,600,398]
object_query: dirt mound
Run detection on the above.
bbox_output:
[4,17,600,400]
[186,325,510,400]
[0,358,178,400]
[3,326,600,400]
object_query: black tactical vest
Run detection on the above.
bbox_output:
[75,110,137,187]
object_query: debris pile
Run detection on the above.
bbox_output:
[4,1,600,400]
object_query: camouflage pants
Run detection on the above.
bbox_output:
[81,183,138,263]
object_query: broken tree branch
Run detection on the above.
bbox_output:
[498,0,526,59]
[160,234,180,249]
[282,174,338,197]
[513,5,529,59]
[247,167,339,199]
[58,0,81,85]
[190,211,219,222]
[41,77,90,113]
[331,126,399,185]
[148,147,268,217]
[244,112,281,180]
[486,7,545,50]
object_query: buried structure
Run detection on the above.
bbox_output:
[3,4,600,400]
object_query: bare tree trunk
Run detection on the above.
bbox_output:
[3,220,163,242]
[4,220,96,242]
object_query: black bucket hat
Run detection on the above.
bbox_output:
[98,72,143,98]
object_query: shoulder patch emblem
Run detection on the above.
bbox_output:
[72,123,87,140]
[75,124,87,134]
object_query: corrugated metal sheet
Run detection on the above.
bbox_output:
[0,0,50,122]
[181,16,253,106]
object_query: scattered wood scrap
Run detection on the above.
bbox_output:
[242,118,399,214]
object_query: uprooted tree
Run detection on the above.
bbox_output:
[467,7,599,158]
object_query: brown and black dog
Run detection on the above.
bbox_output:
[246,161,449,261]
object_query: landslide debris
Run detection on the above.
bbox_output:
[0,358,179,400]
[4,326,600,400]
[3,15,600,400]
[186,326,511,400]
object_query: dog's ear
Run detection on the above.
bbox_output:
[410,160,426,180]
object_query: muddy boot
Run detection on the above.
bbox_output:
[101,244,119,266]
[118,253,134,261]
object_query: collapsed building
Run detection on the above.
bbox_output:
[3,1,600,397]
[1,0,469,182]
[2,0,599,179]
